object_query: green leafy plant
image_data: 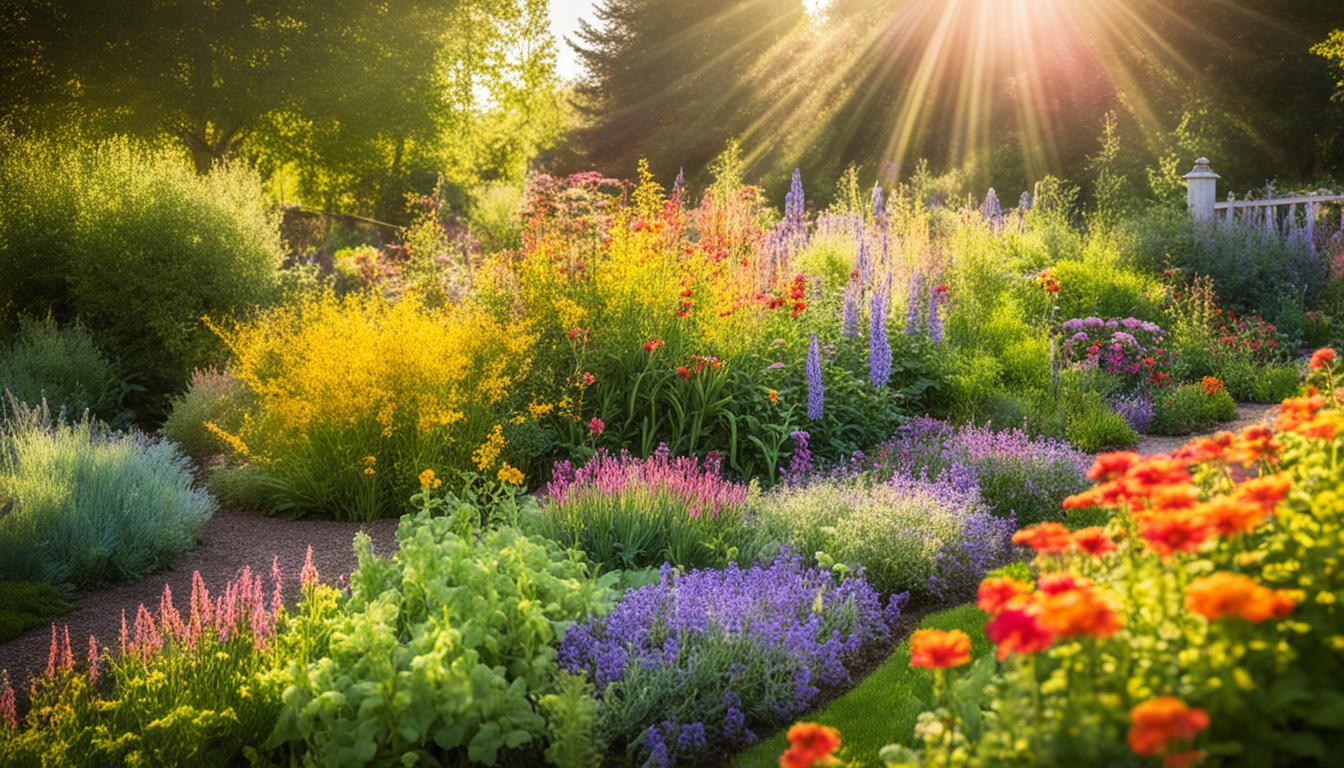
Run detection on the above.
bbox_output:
[161,368,251,460]
[0,317,124,423]
[1151,381,1237,435]
[0,581,71,643]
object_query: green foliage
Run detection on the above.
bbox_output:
[1064,393,1138,453]
[268,511,617,766]
[1151,383,1238,436]
[0,135,284,414]
[0,317,123,422]
[470,181,526,253]
[161,369,251,461]
[1217,360,1301,404]
[1050,254,1162,322]
[539,672,606,768]
[0,580,71,643]
[0,401,213,596]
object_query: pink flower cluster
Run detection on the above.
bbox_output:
[544,445,749,520]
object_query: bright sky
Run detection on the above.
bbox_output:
[549,0,599,81]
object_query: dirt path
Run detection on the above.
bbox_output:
[1134,402,1277,456]
[0,509,400,689]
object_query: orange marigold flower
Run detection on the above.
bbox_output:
[1276,395,1327,432]
[1174,432,1232,464]
[1140,511,1212,558]
[1232,473,1290,512]
[986,605,1055,660]
[779,722,841,768]
[1199,496,1268,538]
[1012,522,1072,555]
[1200,376,1224,395]
[1309,347,1336,370]
[1186,572,1296,623]
[1228,424,1279,465]
[1063,480,1126,510]
[1072,526,1116,556]
[1128,697,1209,758]
[1037,580,1124,639]
[1087,451,1139,482]
[1147,483,1200,512]
[909,628,972,669]
[1296,413,1340,441]
[977,577,1032,616]
[1124,458,1192,495]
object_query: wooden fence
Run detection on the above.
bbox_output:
[1183,157,1344,237]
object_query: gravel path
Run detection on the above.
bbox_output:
[1134,402,1277,456]
[0,508,400,689]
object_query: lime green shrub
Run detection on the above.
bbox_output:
[0,580,70,643]
[0,317,122,421]
[161,368,250,460]
[1151,381,1238,435]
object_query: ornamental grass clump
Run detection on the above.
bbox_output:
[0,400,213,596]
[557,554,897,767]
[867,351,1344,767]
[539,445,754,571]
[204,291,536,520]
[875,417,1091,527]
[754,476,1012,599]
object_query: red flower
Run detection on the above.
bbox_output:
[643,339,665,352]
[986,606,1054,660]
[587,417,605,436]
[677,366,690,380]
[1011,522,1072,555]
[1071,526,1116,556]
[581,371,596,386]
[1309,348,1335,370]
[1087,451,1139,482]
[1128,697,1210,758]
[977,577,1031,616]
[779,722,841,768]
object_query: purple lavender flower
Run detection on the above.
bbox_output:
[981,187,1002,229]
[927,283,944,343]
[780,431,814,485]
[1111,393,1155,434]
[785,168,805,248]
[1018,190,1032,212]
[871,182,886,221]
[870,277,892,387]
[806,333,824,421]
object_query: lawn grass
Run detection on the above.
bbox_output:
[731,603,987,768]
[0,580,72,643]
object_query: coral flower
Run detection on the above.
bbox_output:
[779,722,841,768]
[977,577,1031,616]
[1199,496,1268,538]
[1200,376,1224,395]
[1071,527,1116,556]
[677,366,690,380]
[1228,424,1279,465]
[588,416,605,436]
[1087,451,1138,482]
[1140,512,1213,558]
[1038,581,1124,639]
[985,606,1055,660]
[1128,697,1210,757]
[643,339,665,352]
[1012,522,1072,555]
[1309,347,1336,370]
[1186,572,1296,623]
[1123,458,1192,497]
[1148,483,1200,512]
[909,628,972,669]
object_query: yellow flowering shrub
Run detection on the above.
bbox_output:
[206,292,535,519]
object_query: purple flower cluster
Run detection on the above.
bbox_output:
[869,277,892,387]
[877,417,1091,527]
[1061,316,1167,384]
[779,430,814,485]
[558,554,899,765]
[544,445,749,520]
[1110,392,1155,434]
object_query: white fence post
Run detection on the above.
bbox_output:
[1183,157,1220,221]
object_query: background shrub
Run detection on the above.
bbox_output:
[0,317,122,421]
[0,580,70,643]
[0,135,284,415]
[0,402,214,595]
[753,477,1013,599]
[1064,392,1139,452]
[161,368,251,460]
[1151,382,1238,435]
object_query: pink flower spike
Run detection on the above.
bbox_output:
[300,545,319,589]
[0,678,15,729]
[119,609,128,656]
[270,554,284,617]
[61,625,74,673]
[87,635,100,685]
[44,623,58,679]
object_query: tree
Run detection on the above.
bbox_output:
[0,0,561,219]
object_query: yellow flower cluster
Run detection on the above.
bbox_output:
[497,462,524,486]
[472,424,506,471]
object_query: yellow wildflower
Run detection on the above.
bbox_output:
[472,424,506,470]
[529,401,555,419]
[419,469,442,490]
[497,462,525,486]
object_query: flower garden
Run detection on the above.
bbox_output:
[1,128,1344,768]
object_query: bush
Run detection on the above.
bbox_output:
[1065,392,1139,452]
[0,402,214,596]
[161,369,250,460]
[558,554,897,767]
[206,292,537,520]
[269,511,616,766]
[1217,359,1300,403]
[0,135,284,413]
[0,580,70,643]
[874,418,1092,527]
[1151,381,1238,435]
[0,317,122,421]
[537,447,755,572]
[753,477,1013,599]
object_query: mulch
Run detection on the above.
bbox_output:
[0,508,400,690]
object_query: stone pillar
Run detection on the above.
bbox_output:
[1183,158,1220,221]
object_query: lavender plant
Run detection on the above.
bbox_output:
[870,277,892,387]
[557,554,898,766]
[806,333,824,420]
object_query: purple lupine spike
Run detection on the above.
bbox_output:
[928,282,945,343]
[672,167,685,197]
[806,333,824,421]
[841,279,860,338]
[904,272,921,336]
[981,188,1002,229]
[785,169,805,237]
[871,182,886,221]
[1018,190,1032,212]
[870,276,892,387]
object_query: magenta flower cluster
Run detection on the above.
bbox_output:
[1061,316,1167,385]
[544,444,749,520]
